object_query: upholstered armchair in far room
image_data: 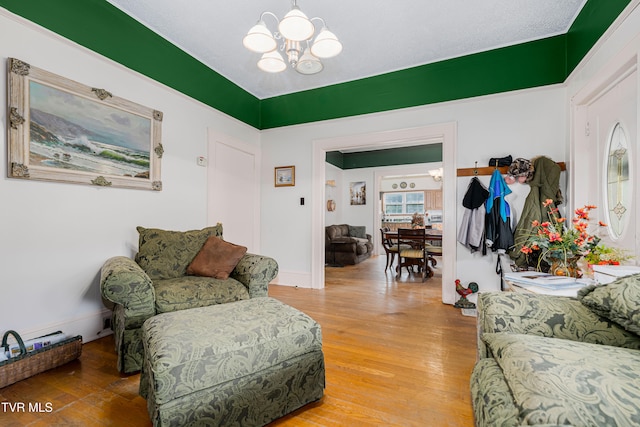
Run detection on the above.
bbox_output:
[100,224,278,374]
[325,224,373,265]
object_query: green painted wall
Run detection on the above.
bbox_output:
[566,0,631,74]
[327,145,443,170]
[261,36,567,129]
[0,0,631,130]
[0,0,261,128]
[325,151,345,169]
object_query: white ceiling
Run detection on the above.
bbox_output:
[106,0,586,100]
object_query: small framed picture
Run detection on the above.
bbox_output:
[274,166,295,187]
[350,181,366,205]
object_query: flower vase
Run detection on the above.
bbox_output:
[548,256,582,278]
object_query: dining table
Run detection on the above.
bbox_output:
[383,228,443,243]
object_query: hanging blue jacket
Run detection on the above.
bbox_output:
[486,169,512,221]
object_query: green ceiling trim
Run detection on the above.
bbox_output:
[0,0,629,130]
[260,36,566,129]
[0,0,260,128]
[327,144,443,170]
[261,0,630,129]
[325,151,345,169]
[566,0,632,74]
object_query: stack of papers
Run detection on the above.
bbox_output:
[504,271,583,287]
[503,272,589,295]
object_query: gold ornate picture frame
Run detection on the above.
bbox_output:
[7,58,163,191]
[274,165,295,187]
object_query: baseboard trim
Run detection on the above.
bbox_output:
[11,308,114,346]
[271,270,314,288]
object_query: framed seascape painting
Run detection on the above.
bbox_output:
[274,165,295,187]
[7,58,163,191]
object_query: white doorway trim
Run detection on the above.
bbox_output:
[311,122,458,304]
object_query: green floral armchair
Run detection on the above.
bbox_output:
[471,274,640,426]
[100,224,278,374]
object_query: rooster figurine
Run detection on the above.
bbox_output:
[454,279,479,309]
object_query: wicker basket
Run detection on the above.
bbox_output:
[0,330,82,388]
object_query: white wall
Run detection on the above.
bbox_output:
[324,163,342,225]
[261,85,567,295]
[380,172,443,192]
[0,11,260,343]
[340,169,375,233]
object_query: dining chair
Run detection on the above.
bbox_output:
[425,239,443,269]
[381,227,414,273]
[396,228,433,281]
[379,227,396,272]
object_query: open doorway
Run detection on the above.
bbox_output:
[311,122,458,304]
[377,171,443,251]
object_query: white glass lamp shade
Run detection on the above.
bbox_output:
[278,7,314,41]
[310,28,342,58]
[296,48,323,75]
[258,50,287,73]
[429,167,443,181]
[243,22,277,53]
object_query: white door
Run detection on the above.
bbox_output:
[583,69,637,253]
[207,131,260,252]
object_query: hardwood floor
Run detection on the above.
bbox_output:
[0,256,477,426]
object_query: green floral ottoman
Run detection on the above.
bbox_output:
[139,297,325,427]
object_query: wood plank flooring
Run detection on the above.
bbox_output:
[0,255,477,426]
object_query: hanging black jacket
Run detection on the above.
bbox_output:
[485,198,514,251]
[485,170,514,252]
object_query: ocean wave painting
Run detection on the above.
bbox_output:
[29,81,151,178]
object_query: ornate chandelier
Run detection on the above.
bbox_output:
[242,0,342,75]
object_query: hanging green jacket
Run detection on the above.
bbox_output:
[509,156,562,267]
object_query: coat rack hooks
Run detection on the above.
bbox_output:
[457,161,566,177]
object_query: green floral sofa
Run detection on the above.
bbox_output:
[471,273,640,426]
[100,224,279,374]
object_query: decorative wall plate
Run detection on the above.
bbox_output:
[400,182,407,189]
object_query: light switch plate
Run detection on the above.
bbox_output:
[197,156,207,167]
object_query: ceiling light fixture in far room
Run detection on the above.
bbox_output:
[243,0,342,75]
[429,167,443,181]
